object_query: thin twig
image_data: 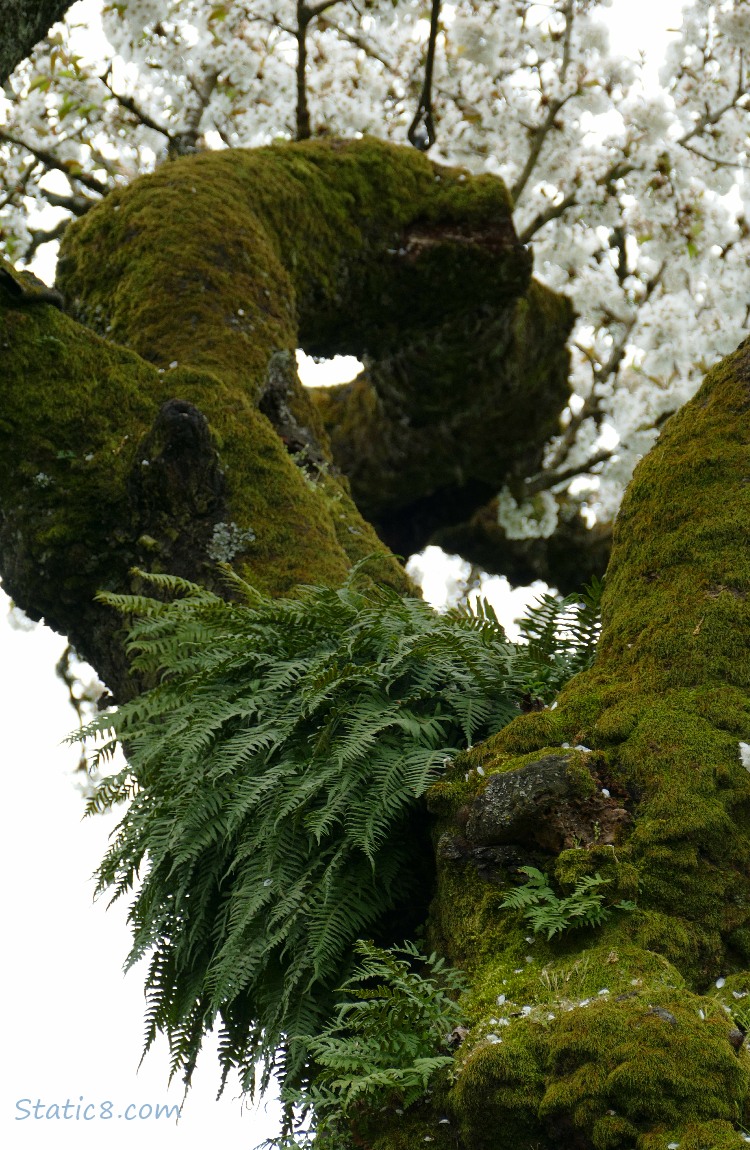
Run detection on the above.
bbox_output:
[560,0,575,84]
[680,140,750,170]
[544,394,603,474]
[510,89,578,206]
[408,0,442,150]
[100,68,173,139]
[522,448,613,497]
[316,14,394,70]
[519,160,637,243]
[0,129,109,194]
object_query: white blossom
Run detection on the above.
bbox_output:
[497,488,559,540]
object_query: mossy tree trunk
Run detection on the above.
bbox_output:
[4,136,749,1148]
[422,343,750,1150]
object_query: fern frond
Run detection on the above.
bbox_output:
[500,865,633,940]
[82,566,600,1119]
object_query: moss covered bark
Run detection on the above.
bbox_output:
[413,338,750,1150]
[54,136,571,577]
[1,137,570,692]
[312,278,573,559]
[0,276,394,691]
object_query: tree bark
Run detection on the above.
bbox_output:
[419,341,750,1148]
[0,137,571,694]
[0,0,73,81]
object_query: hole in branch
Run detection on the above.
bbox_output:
[296,350,363,388]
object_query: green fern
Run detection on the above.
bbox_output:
[511,576,604,705]
[78,563,603,1111]
[281,939,466,1148]
[79,565,531,1097]
[500,865,636,940]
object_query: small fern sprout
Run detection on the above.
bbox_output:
[512,576,604,706]
[500,866,636,940]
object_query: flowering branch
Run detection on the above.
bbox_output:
[0,128,108,195]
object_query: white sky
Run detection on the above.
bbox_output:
[1,1,687,1146]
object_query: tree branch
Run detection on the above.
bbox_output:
[560,0,575,84]
[517,187,579,243]
[510,89,578,207]
[305,0,345,19]
[316,14,394,71]
[544,393,602,474]
[294,0,348,140]
[676,90,750,148]
[37,188,96,215]
[504,0,579,207]
[521,447,613,497]
[680,139,750,170]
[296,0,312,140]
[23,216,70,261]
[407,0,442,151]
[100,69,173,140]
[0,128,109,194]
[518,160,637,243]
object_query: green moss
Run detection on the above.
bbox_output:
[638,1121,750,1150]
[56,137,526,391]
[0,301,158,629]
[446,957,750,1150]
[0,302,397,619]
[415,341,750,1147]
[451,1028,549,1148]
[14,145,512,669]
[353,1079,456,1150]
[43,135,568,620]
[312,274,573,534]
[55,136,571,566]
[540,992,749,1138]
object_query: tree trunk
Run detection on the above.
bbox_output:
[0,0,73,81]
[421,342,750,1149]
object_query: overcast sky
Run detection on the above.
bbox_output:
[1,1,685,1147]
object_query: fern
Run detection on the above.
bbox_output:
[279,940,466,1149]
[78,564,602,1111]
[78,566,524,1096]
[500,865,636,940]
[505,576,603,706]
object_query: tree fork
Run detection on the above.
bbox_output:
[0,137,570,694]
